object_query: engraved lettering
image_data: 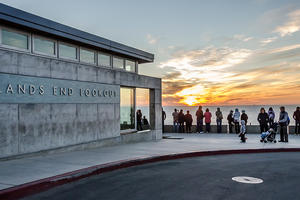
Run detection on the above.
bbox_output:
[18,84,26,94]
[6,84,14,94]
[53,87,58,96]
[60,88,67,96]
[80,88,83,96]
[29,85,35,95]
[39,85,44,95]
[92,89,97,97]
[104,90,109,97]
[98,89,102,97]
[109,90,113,97]
[68,88,73,96]
[85,89,91,96]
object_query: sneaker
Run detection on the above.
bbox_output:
[200,131,204,134]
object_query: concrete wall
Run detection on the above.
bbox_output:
[0,48,162,159]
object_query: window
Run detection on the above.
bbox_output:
[80,48,95,64]
[136,88,150,130]
[98,53,111,67]
[125,60,136,72]
[113,57,124,69]
[33,36,56,56]
[58,43,77,60]
[120,87,135,130]
[1,28,29,50]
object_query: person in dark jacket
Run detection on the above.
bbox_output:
[162,109,166,133]
[136,110,143,131]
[227,110,234,133]
[178,109,185,133]
[241,110,248,125]
[215,108,223,133]
[185,110,193,133]
[279,106,289,142]
[143,116,149,125]
[195,106,204,133]
[293,107,300,135]
[257,107,269,133]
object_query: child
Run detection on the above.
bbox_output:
[239,120,247,142]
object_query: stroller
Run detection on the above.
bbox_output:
[260,122,278,143]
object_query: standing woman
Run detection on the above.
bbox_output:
[233,108,241,134]
[268,107,275,128]
[136,110,143,131]
[257,108,269,133]
[204,108,212,133]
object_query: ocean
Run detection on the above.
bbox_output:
[162,105,299,125]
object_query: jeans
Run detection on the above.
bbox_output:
[295,120,300,134]
[137,121,143,131]
[216,119,222,133]
[197,119,203,133]
[228,123,233,133]
[206,123,211,133]
[179,122,184,133]
[234,122,240,134]
[280,125,288,142]
[173,121,179,133]
[269,119,274,128]
[186,123,192,133]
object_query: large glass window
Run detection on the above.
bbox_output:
[120,87,135,130]
[113,57,124,69]
[125,60,136,72]
[98,53,111,67]
[1,28,29,50]
[80,48,95,64]
[136,88,150,130]
[33,36,55,55]
[58,43,77,60]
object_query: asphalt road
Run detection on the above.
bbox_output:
[23,152,300,200]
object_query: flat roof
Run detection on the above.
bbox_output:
[0,3,154,63]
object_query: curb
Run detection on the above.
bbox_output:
[1,148,300,199]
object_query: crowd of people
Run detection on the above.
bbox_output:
[169,106,300,143]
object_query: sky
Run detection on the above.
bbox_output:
[1,0,300,106]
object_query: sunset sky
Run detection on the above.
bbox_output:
[2,0,300,106]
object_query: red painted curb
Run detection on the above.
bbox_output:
[1,148,300,200]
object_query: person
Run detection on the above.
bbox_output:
[136,110,143,131]
[172,109,179,133]
[162,109,166,133]
[215,108,223,133]
[233,108,240,134]
[241,110,248,125]
[196,106,204,133]
[204,108,212,133]
[178,109,185,133]
[143,116,149,125]
[227,110,234,133]
[293,107,300,135]
[279,106,289,142]
[257,107,269,133]
[268,107,275,128]
[185,110,193,133]
[239,120,247,142]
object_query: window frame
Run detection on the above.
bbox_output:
[0,26,31,52]
[79,47,96,65]
[125,59,137,73]
[113,56,125,70]
[97,52,112,68]
[120,87,136,133]
[32,34,57,57]
[58,41,79,61]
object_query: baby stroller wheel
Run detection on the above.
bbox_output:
[274,140,277,143]
[264,140,267,143]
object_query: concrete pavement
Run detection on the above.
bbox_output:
[1,133,300,191]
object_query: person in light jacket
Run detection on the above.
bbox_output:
[233,108,240,134]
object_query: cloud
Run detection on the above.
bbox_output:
[233,34,253,42]
[274,9,300,37]
[268,44,300,54]
[260,36,278,46]
[146,34,159,44]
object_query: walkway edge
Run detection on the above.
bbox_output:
[1,148,300,199]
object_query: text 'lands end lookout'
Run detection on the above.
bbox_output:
[0,3,162,159]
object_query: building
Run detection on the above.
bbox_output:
[0,3,162,159]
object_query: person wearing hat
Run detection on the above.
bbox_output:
[227,110,234,133]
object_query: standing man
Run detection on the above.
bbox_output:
[241,110,248,125]
[279,106,289,142]
[204,108,212,133]
[162,109,166,133]
[268,107,275,128]
[196,106,204,133]
[233,108,241,134]
[136,110,143,131]
[172,109,179,133]
[227,110,234,133]
[293,107,300,135]
[215,108,223,133]
[185,110,193,133]
[178,110,185,133]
